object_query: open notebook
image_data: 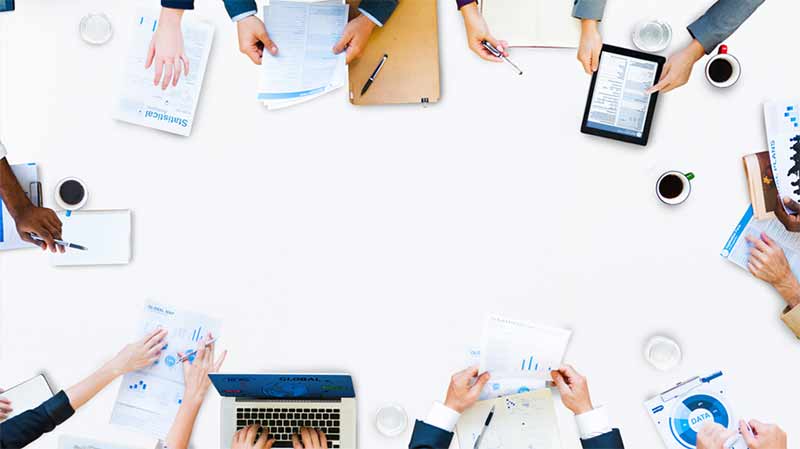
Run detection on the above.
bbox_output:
[481,0,580,48]
[50,210,132,266]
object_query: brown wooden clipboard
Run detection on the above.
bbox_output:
[347,0,440,105]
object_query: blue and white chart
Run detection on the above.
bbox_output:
[110,301,221,438]
[479,315,571,381]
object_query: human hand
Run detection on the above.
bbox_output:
[333,15,376,64]
[14,205,64,253]
[0,389,12,421]
[550,365,593,415]
[740,419,788,449]
[292,428,328,449]
[443,366,490,414]
[232,424,276,449]
[460,3,507,62]
[745,232,800,307]
[647,39,705,94]
[107,328,168,376]
[697,423,737,449]
[237,15,278,65]
[577,19,602,74]
[179,333,227,404]
[145,8,188,90]
[775,195,800,232]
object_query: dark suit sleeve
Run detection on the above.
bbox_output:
[580,429,625,449]
[408,420,454,449]
[359,0,399,26]
[161,0,194,10]
[0,391,75,449]
[223,0,259,20]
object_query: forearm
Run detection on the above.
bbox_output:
[64,362,120,411]
[572,0,606,21]
[687,0,765,53]
[164,396,204,449]
[460,2,479,20]
[0,157,33,219]
[774,276,800,309]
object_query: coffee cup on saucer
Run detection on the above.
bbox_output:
[705,45,741,88]
[656,171,694,205]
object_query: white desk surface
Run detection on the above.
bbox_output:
[1,1,799,448]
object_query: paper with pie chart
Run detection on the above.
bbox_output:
[110,301,221,438]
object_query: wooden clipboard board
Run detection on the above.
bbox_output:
[347,0,440,105]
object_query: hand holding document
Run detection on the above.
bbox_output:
[479,315,572,381]
[258,1,348,109]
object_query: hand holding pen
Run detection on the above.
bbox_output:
[28,232,87,251]
[482,41,523,75]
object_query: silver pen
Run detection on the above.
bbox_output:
[29,233,88,251]
[482,41,523,75]
[473,405,496,449]
[178,337,218,363]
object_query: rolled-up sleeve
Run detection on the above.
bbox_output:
[0,391,75,449]
[572,0,606,21]
[161,0,194,10]
[781,304,800,338]
[687,0,765,53]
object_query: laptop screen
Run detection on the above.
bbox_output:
[209,374,355,400]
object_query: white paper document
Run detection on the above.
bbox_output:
[111,302,221,438]
[480,315,571,381]
[50,210,132,266]
[481,0,579,48]
[721,205,800,278]
[258,1,347,109]
[468,348,547,400]
[765,100,800,208]
[114,11,213,136]
[2,374,54,420]
[59,435,137,449]
[456,389,561,449]
[0,163,40,251]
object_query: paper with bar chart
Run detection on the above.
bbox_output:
[110,301,221,437]
[479,315,571,381]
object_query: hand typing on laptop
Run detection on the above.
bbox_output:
[232,425,328,449]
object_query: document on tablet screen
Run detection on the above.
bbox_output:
[586,53,658,138]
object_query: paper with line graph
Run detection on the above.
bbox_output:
[110,301,221,437]
[479,315,571,381]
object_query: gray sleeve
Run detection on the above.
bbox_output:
[572,0,607,21]
[687,0,765,53]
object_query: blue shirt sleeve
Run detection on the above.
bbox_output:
[572,0,607,21]
[223,0,258,20]
[161,0,194,10]
[0,391,75,449]
[358,0,399,26]
[687,0,765,53]
[581,428,625,449]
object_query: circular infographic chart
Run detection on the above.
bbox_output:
[669,392,732,448]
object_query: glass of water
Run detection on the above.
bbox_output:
[632,20,672,53]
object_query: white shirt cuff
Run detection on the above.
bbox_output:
[231,10,257,22]
[575,406,612,440]
[424,402,461,433]
[0,141,6,159]
[358,8,383,27]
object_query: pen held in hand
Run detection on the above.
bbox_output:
[481,41,523,76]
[178,337,218,363]
[28,233,88,251]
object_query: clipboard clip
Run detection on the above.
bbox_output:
[658,371,723,402]
[28,181,42,207]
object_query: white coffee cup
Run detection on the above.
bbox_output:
[375,404,408,437]
[54,177,88,212]
[644,336,682,371]
[656,171,694,205]
[705,45,741,88]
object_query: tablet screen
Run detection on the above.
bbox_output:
[585,52,659,139]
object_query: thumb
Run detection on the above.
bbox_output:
[551,371,570,396]
[332,33,349,54]
[472,372,491,391]
[748,419,767,435]
[258,29,278,56]
[740,420,757,446]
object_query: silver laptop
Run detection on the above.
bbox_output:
[210,373,356,448]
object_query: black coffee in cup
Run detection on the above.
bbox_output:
[658,174,684,199]
[708,58,733,83]
[59,179,86,206]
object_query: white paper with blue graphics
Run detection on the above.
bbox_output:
[59,435,137,449]
[110,302,220,438]
[721,205,800,278]
[479,315,571,381]
[259,1,347,109]
[765,100,800,210]
[0,163,39,251]
[114,11,213,136]
[468,348,547,400]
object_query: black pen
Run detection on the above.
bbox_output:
[482,41,523,75]
[29,233,88,251]
[361,54,388,96]
[473,405,496,449]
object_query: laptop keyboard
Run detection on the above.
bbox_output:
[236,407,342,448]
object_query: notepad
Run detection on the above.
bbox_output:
[456,389,561,449]
[2,374,54,420]
[114,10,214,136]
[50,210,132,266]
[481,0,580,48]
[59,435,137,449]
[0,163,41,251]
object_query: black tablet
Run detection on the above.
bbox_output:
[580,44,666,146]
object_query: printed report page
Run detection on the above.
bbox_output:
[587,53,657,138]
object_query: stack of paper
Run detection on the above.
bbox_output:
[114,10,214,136]
[721,205,800,279]
[258,0,348,109]
[764,100,800,209]
[0,163,40,251]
